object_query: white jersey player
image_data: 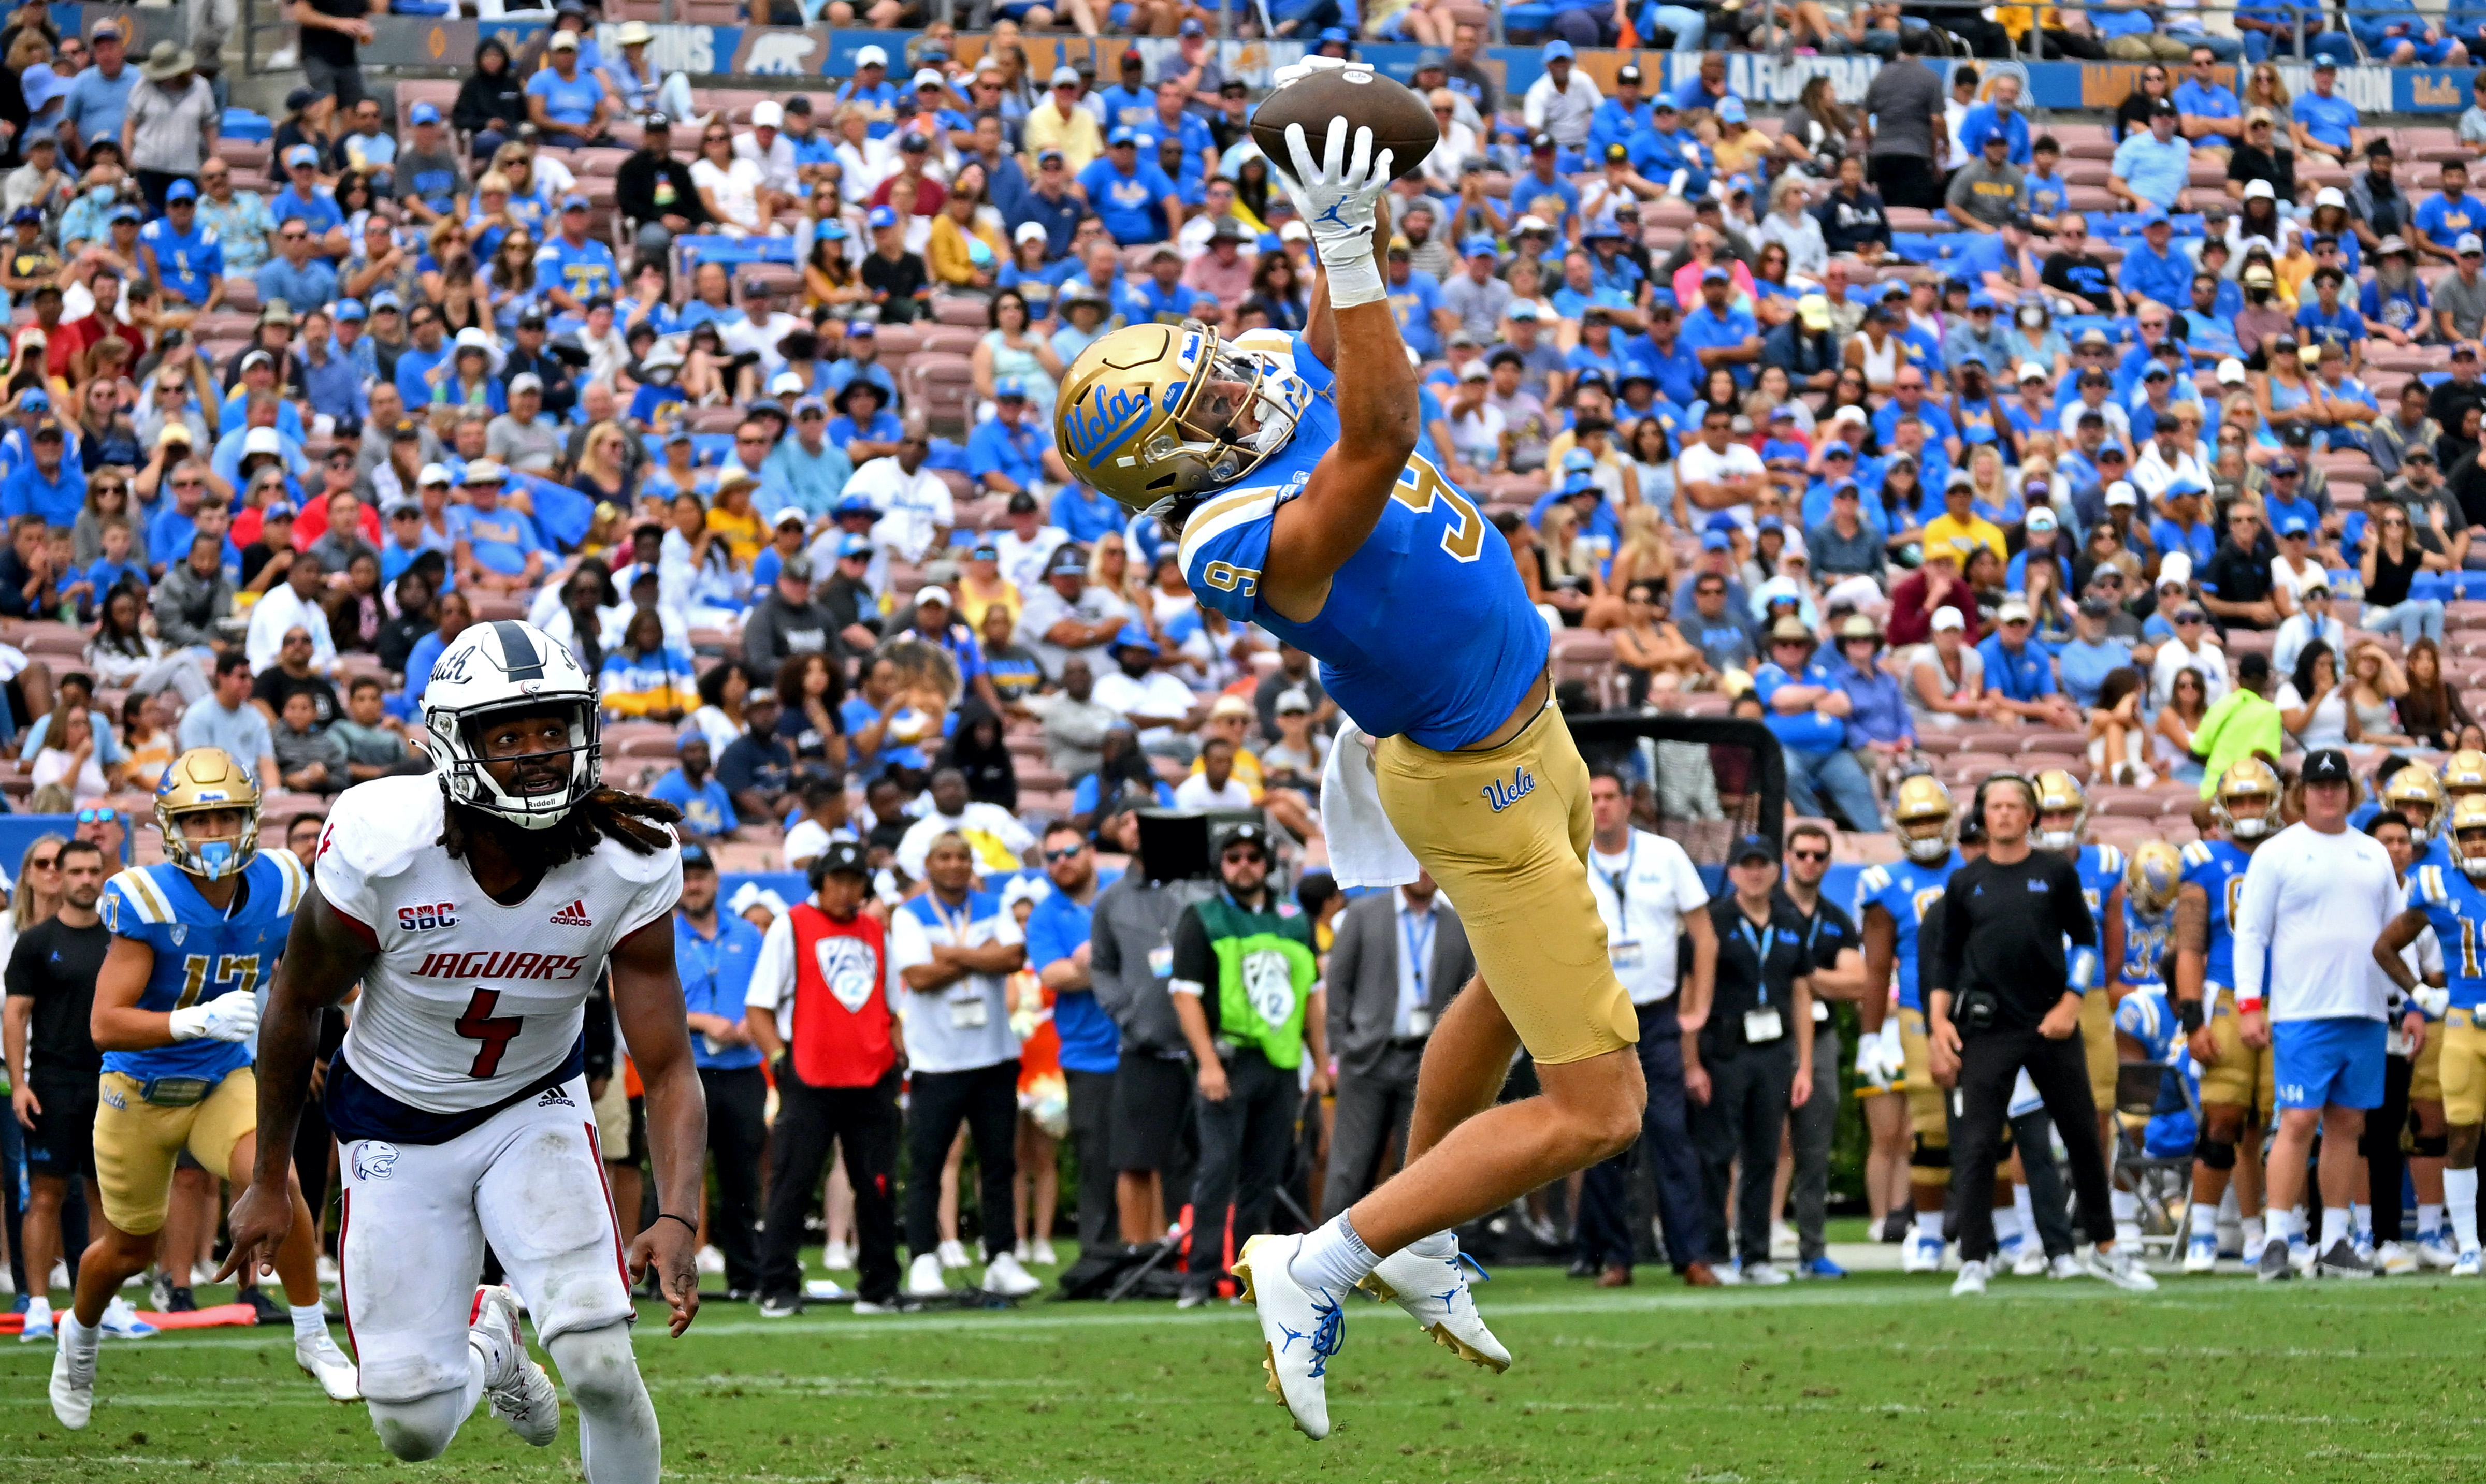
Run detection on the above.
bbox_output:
[224,620,702,1484]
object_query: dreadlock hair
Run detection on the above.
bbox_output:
[440,785,683,871]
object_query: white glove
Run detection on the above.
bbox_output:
[1274,114,1398,309]
[169,988,261,1044]
[2416,985,2451,1019]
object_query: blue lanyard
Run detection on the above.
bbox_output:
[1736,914,1776,1005]
[680,922,724,1009]
[1599,836,1636,912]
[1402,906,1435,1000]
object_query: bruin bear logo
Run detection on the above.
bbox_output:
[744,31,818,75]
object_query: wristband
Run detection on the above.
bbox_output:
[2175,997,2203,1035]
[1319,246,1387,310]
[655,1211,698,1236]
[2234,994,2263,1015]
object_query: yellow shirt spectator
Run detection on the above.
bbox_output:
[1022,88,1105,178]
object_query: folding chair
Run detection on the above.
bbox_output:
[2109,1057,2200,1259]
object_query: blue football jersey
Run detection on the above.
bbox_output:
[97,850,309,1082]
[1179,331,1549,749]
[2113,984,2183,1064]
[2073,842,2124,945]
[2409,863,2486,1011]
[2178,838,2253,992]
[1852,851,1963,1012]
[2120,900,2173,992]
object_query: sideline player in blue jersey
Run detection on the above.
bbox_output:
[1052,63,1615,1439]
[1853,773,1965,1273]
[2173,759,2281,1274]
[2363,804,2458,1272]
[2032,770,2130,1197]
[2376,798,2486,1274]
[47,750,357,1430]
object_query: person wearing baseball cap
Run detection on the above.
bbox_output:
[968,377,1056,499]
[1083,120,1183,248]
[1026,60,1105,178]
[529,25,616,148]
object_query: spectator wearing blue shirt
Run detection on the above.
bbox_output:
[1627,293,1707,406]
[447,460,546,592]
[2295,266,2367,363]
[2171,52,2244,149]
[2108,105,2192,214]
[61,25,137,163]
[270,145,348,258]
[1976,599,2082,729]
[2291,62,2361,164]
[1752,618,1883,830]
[2349,0,2466,63]
[1958,86,2032,168]
[669,842,766,1291]
[1,420,82,528]
[1587,66,1653,156]
[2149,482,2221,570]
[2021,141,2072,228]
[1076,127,1180,247]
[1385,245,1448,360]
[255,218,339,315]
[137,182,224,309]
[525,33,613,146]
[2414,159,2486,266]
[652,735,739,839]
[2117,212,2193,311]
[2363,237,2432,344]
[1507,136,1584,239]
[965,382,1053,497]
[1626,103,1709,199]
[1051,483,1122,545]
[535,197,622,312]
[1022,821,1124,1254]
[2055,599,2138,710]
[302,307,368,431]
[1678,267,1761,390]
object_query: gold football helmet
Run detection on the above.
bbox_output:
[2212,756,2282,841]
[1891,773,1956,865]
[1054,319,1313,522]
[154,747,262,882]
[2125,839,2184,915]
[2031,767,2088,852]
[2384,762,2448,842]
[2443,748,2486,802]
[2454,794,2486,880]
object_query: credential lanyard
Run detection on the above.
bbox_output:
[1600,836,1636,914]
[1737,915,1775,1005]
[1403,907,1434,1004]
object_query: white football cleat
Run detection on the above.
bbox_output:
[2183,1232,2219,1273]
[1949,1259,1990,1297]
[97,1297,156,1339]
[1995,1229,2028,1275]
[296,1329,360,1400]
[1358,1243,1510,1374]
[1903,1225,1946,1274]
[2011,1243,2048,1278]
[49,1328,96,1428]
[980,1252,1042,1298]
[1233,1233,1343,1442]
[2418,1232,2461,1271]
[2453,1247,2483,1277]
[2086,1245,2160,1292]
[936,1240,971,1271]
[905,1253,949,1296]
[469,1286,558,1447]
[1029,1239,1059,1267]
[2378,1241,2418,1277]
[2046,1253,2084,1280]
[695,1245,726,1276]
[821,1240,853,1271]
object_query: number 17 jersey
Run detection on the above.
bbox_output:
[1179,330,1549,750]
[99,850,310,1083]
[314,776,682,1137]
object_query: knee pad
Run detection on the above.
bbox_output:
[369,1391,467,1462]
[2195,1136,2237,1171]
[547,1324,648,1417]
[2416,1133,2452,1159]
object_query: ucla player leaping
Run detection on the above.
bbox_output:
[1054,62,1641,1439]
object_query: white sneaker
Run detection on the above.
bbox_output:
[2290,1238,2318,1275]
[0,1263,13,1293]
[1232,1233,1343,1441]
[48,1326,96,1428]
[2418,1233,2461,1271]
[2183,1232,2219,1273]
[296,1330,360,1400]
[1769,1221,1799,1261]
[1359,1242,1510,1374]
[19,1297,52,1342]
[821,1240,854,1272]
[2454,1247,2483,1276]
[98,1297,156,1339]
[905,1252,949,1297]
[49,1261,69,1291]
[1740,1261,1790,1287]
[2046,1253,2084,1280]
[191,1264,219,1288]
[2012,1243,2048,1278]
[980,1252,1042,1298]
[696,1245,726,1277]
[1996,1229,2028,1274]
[1903,1226,1946,1274]
[2087,1245,2160,1292]
[2378,1241,2418,1277]
[936,1239,971,1271]
[1030,1239,1059,1267]
[469,1286,558,1447]
[2240,1233,2270,1269]
[1949,1259,1990,1297]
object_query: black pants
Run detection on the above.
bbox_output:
[1322,1042,1423,1222]
[1578,1001,1708,1270]
[1695,1040,1795,1267]
[905,1061,1019,1261]
[1064,1068,1119,1252]
[1869,152,1944,212]
[1952,1027,2115,1261]
[1187,1047,1297,1297]
[2365,1051,2415,1243]
[758,1068,900,1305]
[2034,26,2109,57]
[2008,1108,2079,1258]
[699,1065,768,1292]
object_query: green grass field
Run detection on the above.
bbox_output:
[7,1256,2484,1484]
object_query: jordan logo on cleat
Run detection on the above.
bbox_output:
[549,899,594,927]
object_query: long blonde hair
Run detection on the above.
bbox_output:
[576,418,630,490]
[1613,505,1668,585]
[11,833,64,932]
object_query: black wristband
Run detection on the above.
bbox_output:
[2175,997,2203,1035]
[655,1211,697,1236]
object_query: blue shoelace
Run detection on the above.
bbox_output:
[1305,1290,1346,1378]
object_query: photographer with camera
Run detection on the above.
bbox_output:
[1928,774,2156,1297]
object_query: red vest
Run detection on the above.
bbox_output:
[787,903,897,1089]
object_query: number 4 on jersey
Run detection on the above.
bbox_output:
[456,989,523,1078]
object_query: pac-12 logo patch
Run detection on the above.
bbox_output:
[1481,766,1535,813]
[353,1143,400,1181]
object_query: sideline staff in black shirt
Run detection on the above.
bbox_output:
[1692,834,1815,1283]
[3,838,111,1308]
[1928,776,2154,1292]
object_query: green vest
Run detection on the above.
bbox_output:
[1195,892,1319,1070]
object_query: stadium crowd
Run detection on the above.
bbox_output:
[12,0,2486,1327]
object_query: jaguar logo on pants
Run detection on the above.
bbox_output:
[353,1142,400,1181]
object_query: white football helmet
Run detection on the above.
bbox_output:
[420,619,601,830]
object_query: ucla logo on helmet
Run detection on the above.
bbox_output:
[1063,384,1153,463]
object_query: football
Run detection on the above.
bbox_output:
[1249,63,1437,183]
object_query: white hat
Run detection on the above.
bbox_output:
[912,67,945,90]
[418,462,452,486]
[641,337,685,369]
[454,325,496,354]
[2105,479,2138,507]
[1014,221,1049,244]
[463,458,507,484]
[1000,875,1052,913]
[547,30,578,49]
[243,426,281,456]
[769,370,805,396]
[914,584,952,608]
[725,882,791,919]
[2027,506,2057,531]
[2243,178,2275,200]
[772,506,808,527]
[2316,185,2347,209]
[2216,357,2248,385]
[1833,403,1868,424]
[2158,550,2192,586]
[855,43,888,67]
[1996,599,2033,624]
[1514,214,1550,234]
[751,100,783,128]
[1458,360,1490,381]
[1279,221,1310,242]
[508,371,543,395]
[2017,362,2047,383]
[1930,606,1966,632]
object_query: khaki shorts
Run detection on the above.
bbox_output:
[2082,988,2117,1114]
[1898,1007,1948,1147]
[93,1068,257,1237]
[1375,704,1636,1067]
[2439,1011,2486,1126]
[2198,991,2276,1120]
[2412,1020,2446,1105]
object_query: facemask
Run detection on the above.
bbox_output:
[89,185,112,203]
